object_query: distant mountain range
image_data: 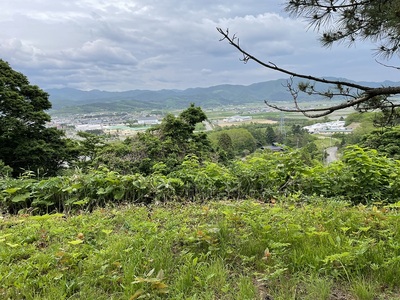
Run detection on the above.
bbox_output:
[46,78,400,113]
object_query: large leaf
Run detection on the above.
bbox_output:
[11,192,31,203]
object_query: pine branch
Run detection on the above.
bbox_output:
[217,27,400,117]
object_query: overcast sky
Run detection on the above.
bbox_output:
[1,0,399,91]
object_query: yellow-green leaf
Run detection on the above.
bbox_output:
[152,281,168,290]
[0,233,12,240]
[130,289,144,300]
[68,239,84,245]
[30,213,65,221]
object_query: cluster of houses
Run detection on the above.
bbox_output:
[303,120,352,134]
[51,109,353,140]
[49,113,162,138]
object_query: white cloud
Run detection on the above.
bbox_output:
[0,0,398,91]
[62,40,138,65]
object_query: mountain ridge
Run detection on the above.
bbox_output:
[47,78,400,113]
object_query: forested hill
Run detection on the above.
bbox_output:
[47,78,400,113]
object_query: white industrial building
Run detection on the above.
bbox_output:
[223,115,252,122]
[303,121,352,134]
[137,117,160,125]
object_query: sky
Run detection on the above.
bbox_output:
[1,0,399,91]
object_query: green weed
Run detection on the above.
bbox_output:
[0,200,399,299]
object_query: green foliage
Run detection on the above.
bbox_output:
[217,132,233,152]
[209,128,257,156]
[373,107,400,127]
[169,155,235,201]
[361,125,400,159]
[216,132,235,160]
[2,144,400,213]
[0,59,71,177]
[92,139,138,175]
[91,104,212,175]
[0,200,399,299]
[0,160,12,178]
[265,125,277,145]
[240,124,268,147]
[179,104,207,128]
[284,124,315,148]
[300,141,325,164]
[345,112,376,127]
[339,112,379,147]
[75,131,107,170]
[230,149,310,199]
[84,129,106,135]
[302,146,400,204]
[285,0,400,57]
[341,146,398,204]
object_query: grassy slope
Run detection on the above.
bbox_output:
[1,200,399,300]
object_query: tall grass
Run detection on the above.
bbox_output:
[0,199,399,299]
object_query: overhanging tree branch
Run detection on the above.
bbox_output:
[217,28,369,90]
[217,27,400,118]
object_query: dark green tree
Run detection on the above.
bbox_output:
[0,59,69,176]
[136,105,211,172]
[265,126,277,145]
[301,141,324,164]
[179,103,208,128]
[291,124,302,135]
[217,132,233,151]
[217,132,235,159]
[361,125,400,159]
[221,128,257,155]
[217,0,400,118]
[73,131,107,170]
[0,160,12,178]
[243,125,265,147]
[92,139,138,174]
[284,124,315,148]
[373,108,400,127]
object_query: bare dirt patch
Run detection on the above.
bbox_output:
[329,288,355,300]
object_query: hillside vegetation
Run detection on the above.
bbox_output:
[1,200,399,299]
[2,145,400,215]
[2,104,400,299]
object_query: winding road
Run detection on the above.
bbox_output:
[325,146,338,164]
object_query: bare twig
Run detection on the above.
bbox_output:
[375,59,400,70]
[217,27,400,117]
